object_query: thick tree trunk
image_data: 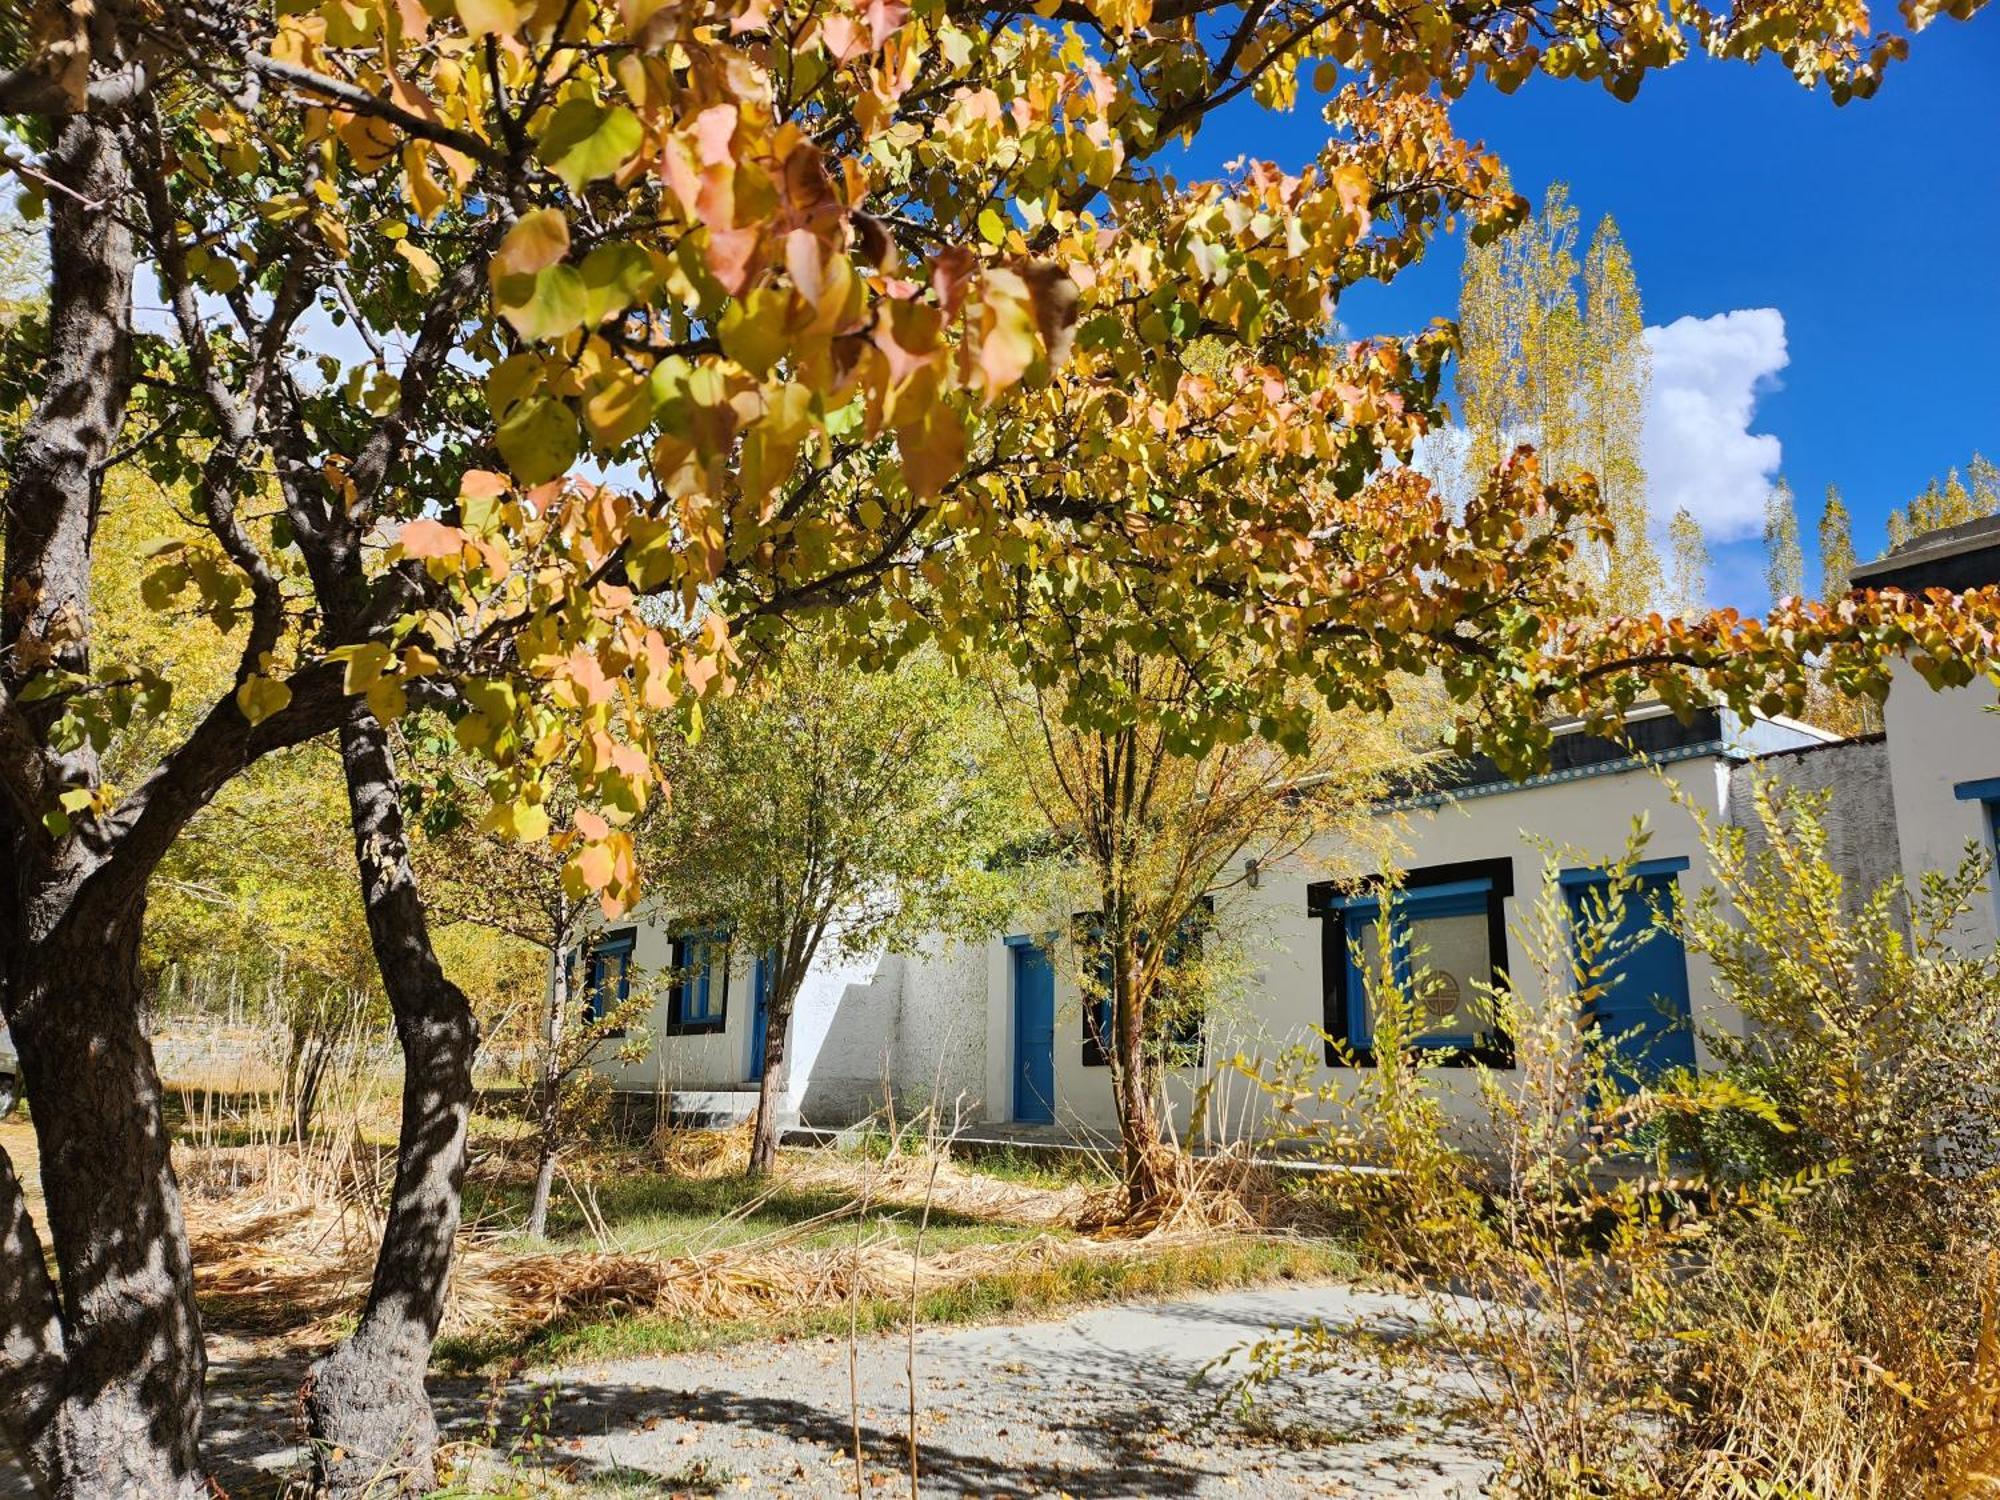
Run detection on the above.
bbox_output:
[7,904,210,1499]
[525,956,569,1240]
[0,1129,63,1487]
[0,104,211,1500]
[1110,966,1176,1218]
[746,984,797,1179]
[305,703,479,1497]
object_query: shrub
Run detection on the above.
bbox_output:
[1229,798,2000,1498]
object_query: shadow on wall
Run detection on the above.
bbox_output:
[792,954,907,1127]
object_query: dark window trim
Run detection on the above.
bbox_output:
[666,924,731,1037]
[1307,858,1515,1070]
[582,927,638,1034]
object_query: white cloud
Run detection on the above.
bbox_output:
[1642,308,1787,542]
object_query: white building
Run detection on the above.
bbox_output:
[582,519,2000,1143]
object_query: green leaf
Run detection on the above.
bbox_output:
[496,396,581,485]
[578,242,657,325]
[499,264,587,343]
[536,100,644,191]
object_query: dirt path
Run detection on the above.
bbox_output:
[203,1282,1489,1497]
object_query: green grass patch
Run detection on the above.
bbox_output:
[434,1233,1353,1374]
[461,1167,1056,1256]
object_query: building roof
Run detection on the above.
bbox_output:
[1852,515,2000,593]
[1380,704,1828,811]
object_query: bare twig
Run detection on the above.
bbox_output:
[907,1156,940,1500]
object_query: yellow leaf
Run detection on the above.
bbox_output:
[236,675,292,726]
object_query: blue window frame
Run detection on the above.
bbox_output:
[1559,858,1698,1090]
[1955,778,2000,930]
[667,925,731,1035]
[1078,899,1210,1069]
[581,928,636,1028]
[1308,859,1514,1068]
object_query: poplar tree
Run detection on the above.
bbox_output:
[1888,457,2000,549]
[1813,486,1882,735]
[1819,486,1859,601]
[1457,189,1660,614]
[1668,508,1711,617]
[1579,219,1657,614]
[1764,477,1805,604]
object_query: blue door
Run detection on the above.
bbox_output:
[1010,940,1056,1124]
[1565,867,1699,1090]
[747,953,772,1082]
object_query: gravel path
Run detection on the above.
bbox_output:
[0,1280,1493,1498]
[406,1281,1492,1497]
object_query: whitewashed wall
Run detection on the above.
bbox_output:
[987,752,1741,1140]
[1880,662,2000,950]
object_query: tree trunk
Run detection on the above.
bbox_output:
[746,982,798,1179]
[0,103,212,1500]
[525,954,569,1240]
[6,903,210,1499]
[1110,963,1176,1218]
[0,1136,61,1485]
[305,703,479,1497]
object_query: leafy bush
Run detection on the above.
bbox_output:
[1230,798,2000,1498]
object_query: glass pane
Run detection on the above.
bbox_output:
[1405,909,1489,1043]
[1352,913,1385,1045]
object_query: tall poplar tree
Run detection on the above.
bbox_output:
[1457,188,1659,614]
[1812,486,1882,735]
[1887,457,2000,549]
[1764,478,1805,604]
[1819,486,1859,601]
[1668,508,1711,617]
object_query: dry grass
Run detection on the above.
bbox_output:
[174,1124,1342,1368]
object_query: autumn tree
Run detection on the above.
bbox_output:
[645,636,1012,1177]
[990,593,1428,1216]
[1668,506,1711,617]
[1,0,1996,1496]
[1820,485,1859,601]
[1764,477,1804,604]
[409,751,654,1239]
[1810,485,1883,735]
[1456,187,1659,613]
[1887,456,1999,549]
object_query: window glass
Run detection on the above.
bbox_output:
[1352,905,1491,1048]
[670,927,730,1030]
[582,932,634,1025]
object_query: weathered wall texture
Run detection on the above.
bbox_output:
[1728,736,1902,913]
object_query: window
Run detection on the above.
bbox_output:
[1559,859,1698,1089]
[581,929,636,1029]
[1955,777,2000,931]
[1079,901,1210,1069]
[667,925,731,1035]
[1308,859,1514,1068]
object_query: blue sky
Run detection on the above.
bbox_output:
[1162,14,2000,609]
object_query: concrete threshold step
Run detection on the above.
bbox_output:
[663,1088,796,1131]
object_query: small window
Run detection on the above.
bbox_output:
[1955,778,2000,932]
[1079,900,1210,1069]
[1309,859,1514,1068]
[581,929,637,1030]
[668,925,731,1036]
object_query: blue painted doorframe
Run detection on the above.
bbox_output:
[1008,938,1056,1124]
[747,953,772,1083]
